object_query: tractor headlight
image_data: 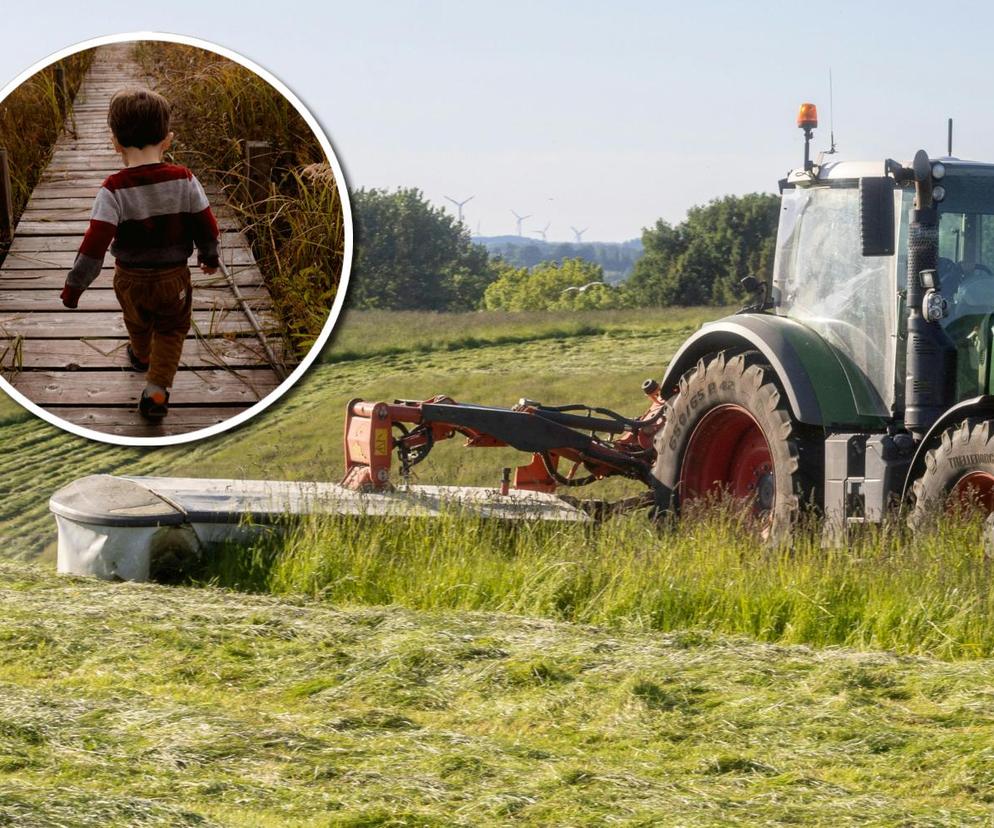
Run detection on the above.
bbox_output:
[932,162,946,180]
[933,185,946,202]
[923,289,948,322]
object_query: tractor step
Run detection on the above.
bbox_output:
[50,475,590,582]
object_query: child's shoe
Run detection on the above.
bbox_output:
[127,344,149,372]
[138,385,169,421]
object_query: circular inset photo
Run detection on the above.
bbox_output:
[0,32,351,445]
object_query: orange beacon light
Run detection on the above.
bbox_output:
[797,103,818,130]
[797,103,818,171]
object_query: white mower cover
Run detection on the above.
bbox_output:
[50,475,589,581]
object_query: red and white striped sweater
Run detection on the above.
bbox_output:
[66,162,220,290]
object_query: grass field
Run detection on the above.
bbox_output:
[5,561,994,827]
[0,308,706,557]
[4,307,994,824]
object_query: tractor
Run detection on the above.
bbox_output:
[52,103,994,583]
[342,103,994,536]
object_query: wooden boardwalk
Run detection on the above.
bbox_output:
[0,44,287,438]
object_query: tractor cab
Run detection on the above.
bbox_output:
[773,155,994,418]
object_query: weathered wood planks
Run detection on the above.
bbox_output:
[0,43,290,437]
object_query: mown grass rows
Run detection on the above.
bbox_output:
[4,561,994,826]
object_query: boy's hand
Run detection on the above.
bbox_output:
[60,284,83,309]
[200,265,218,275]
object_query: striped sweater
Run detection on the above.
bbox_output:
[66,163,220,290]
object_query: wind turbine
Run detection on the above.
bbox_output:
[444,194,474,223]
[532,221,551,242]
[511,209,531,236]
[571,226,588,243]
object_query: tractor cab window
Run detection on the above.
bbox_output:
[936,174,994,400]
[937,211,994,325]
[773,185,896,416]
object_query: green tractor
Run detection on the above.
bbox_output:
[654,103,994,534]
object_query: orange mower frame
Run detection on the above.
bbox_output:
[342,386,668,504]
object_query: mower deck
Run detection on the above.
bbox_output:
[49,475,589,582]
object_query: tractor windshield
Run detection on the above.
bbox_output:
[773,185,898,417]
[936,167,994,396]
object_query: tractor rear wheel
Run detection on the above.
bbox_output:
[652,351,814,540]
[910,418,994,525]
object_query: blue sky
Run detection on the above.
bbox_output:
[3,1,993,241]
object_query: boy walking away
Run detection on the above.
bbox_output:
[60,87,221,421]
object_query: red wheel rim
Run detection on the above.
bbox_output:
[949,471,994,513]
[679,404,774,513]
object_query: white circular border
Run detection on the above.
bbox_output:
[0,30,353,447]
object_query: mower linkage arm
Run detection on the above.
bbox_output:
[342,386,667,495]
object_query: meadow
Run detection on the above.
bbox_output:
[4,307,994,824]
[5,562,994,826]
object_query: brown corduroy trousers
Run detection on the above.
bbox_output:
[113,263,192,389]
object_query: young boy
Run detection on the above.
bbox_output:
[60,87,220,421]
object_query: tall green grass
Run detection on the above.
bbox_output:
[0,50,94,240]
[133,42,345,356]
[199,505,993,661]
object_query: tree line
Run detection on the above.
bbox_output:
[348,187,780,312]
[478,237,643,283]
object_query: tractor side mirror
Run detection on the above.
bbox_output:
[859,177,896,256]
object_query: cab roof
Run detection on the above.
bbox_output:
[785,157,994,187]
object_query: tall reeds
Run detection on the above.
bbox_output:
[134,42,345,356]
[0,50,94,247]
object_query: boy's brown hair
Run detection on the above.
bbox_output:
[107,87,171,149]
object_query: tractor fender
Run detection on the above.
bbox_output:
[901,395,994,502]
[659,313,887,429]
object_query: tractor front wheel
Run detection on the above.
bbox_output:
[652,351,814,539]
[911,418,994,525]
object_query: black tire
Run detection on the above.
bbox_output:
[910,418,994,527]
[652,350,815,540]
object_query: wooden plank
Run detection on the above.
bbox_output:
[28,186,102,199]
[18,206,238,224]
[1,337,283,370]
[10,230,252,253]
[0,43,288,436]
[53,407,251,436]
[5,368,282,405]
[0,269,266,289]
[0,248,254,268]
[38,175,111,187]
[48,154,120,165]
[22,197,101,209]
[0,288,272,312]
[15,217,241,235]
[30,183,222,199]
[0,309,278,338]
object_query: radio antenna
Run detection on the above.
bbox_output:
[948,117,953,156]
[827,68,838,154]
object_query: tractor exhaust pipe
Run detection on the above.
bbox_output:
[904,150,956,437]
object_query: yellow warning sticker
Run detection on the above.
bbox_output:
[374,428,389,456]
